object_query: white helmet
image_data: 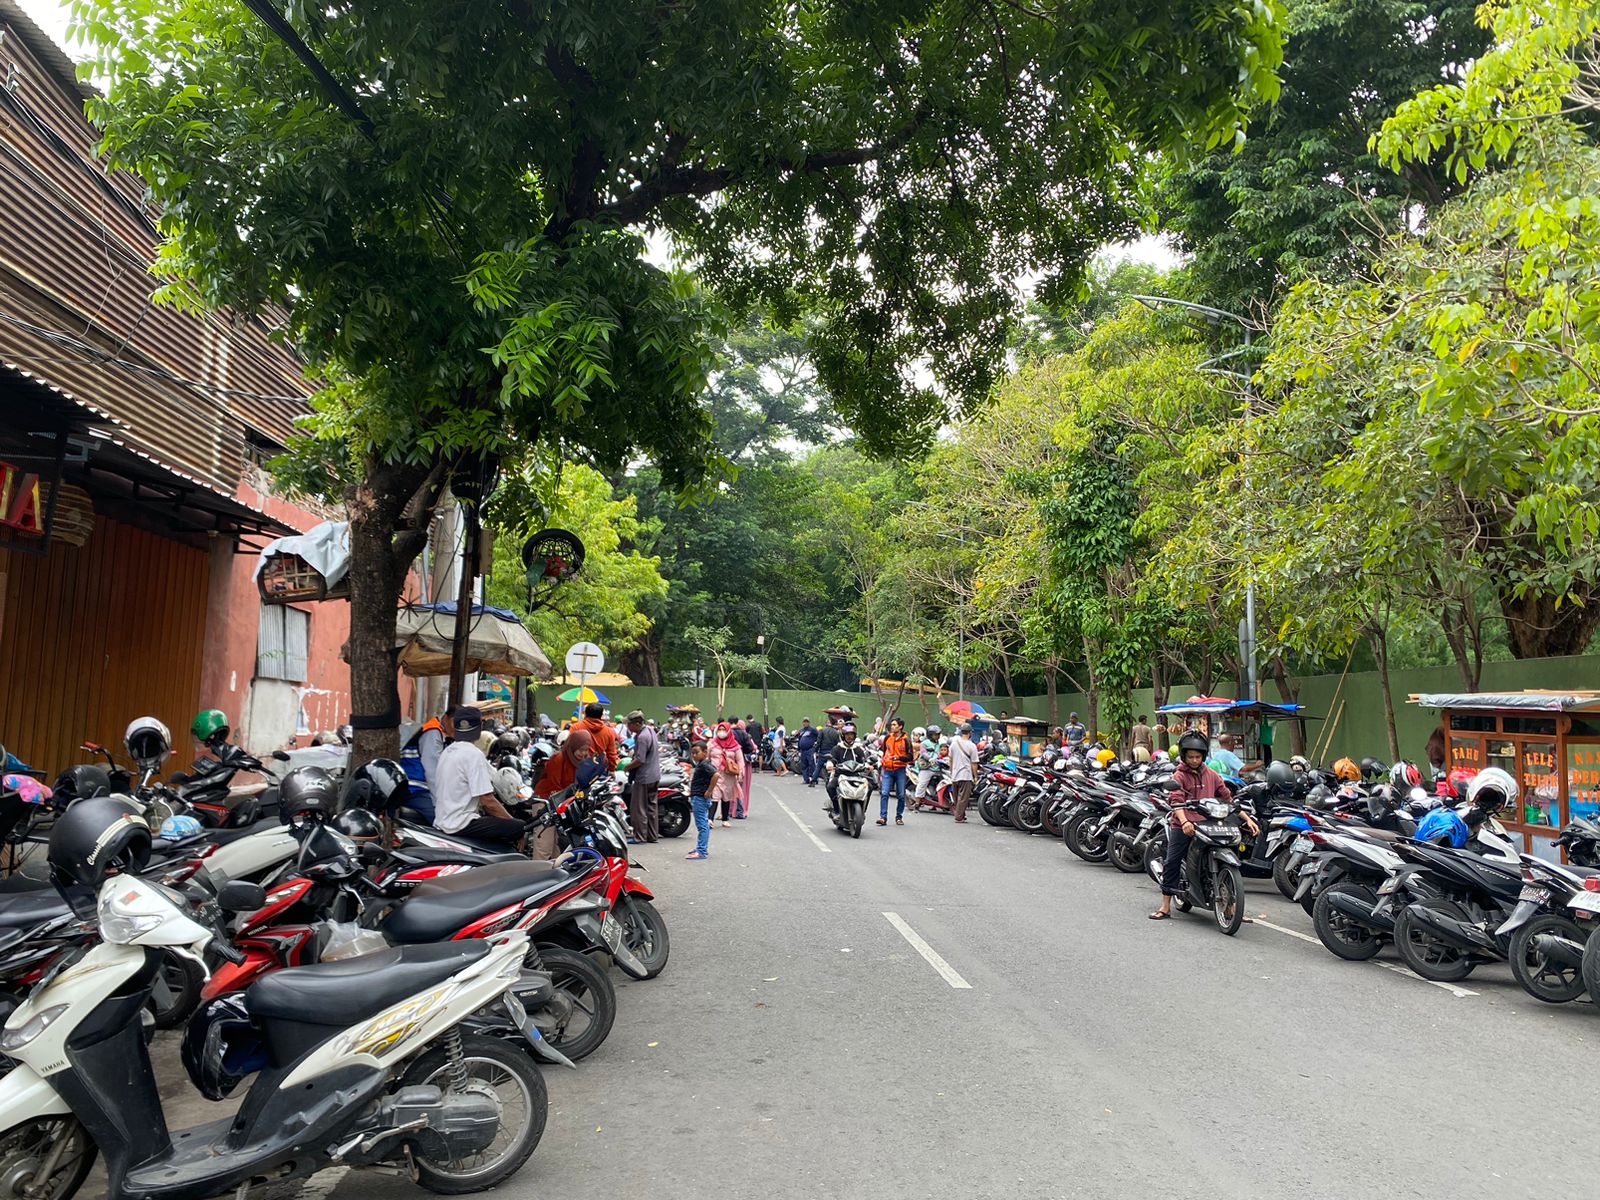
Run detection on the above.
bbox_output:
[912,726,927,739]
[124,716,173,771]
[1466,766,1519,812]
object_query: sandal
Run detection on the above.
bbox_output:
[1148,910,1172,921]
[895,818,904,826]
[876,818,888,826]
[685,851,707,860]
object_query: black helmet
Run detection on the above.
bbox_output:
[350,759,408,808]
[181,995,267,1101]
[332,807,382,846]
[279,766,339,821]
[491,732,520,761]
[1177,730,1209,758]
[53,764,112,803]
[1359,756,1387,781]
[1265,760,1296,790]
[47,796,153,916]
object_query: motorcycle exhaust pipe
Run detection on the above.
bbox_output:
[1111,830,1135,855]
[1405,905,1499,955]
[1324,889,1395,934]
[1530,932,1587,970]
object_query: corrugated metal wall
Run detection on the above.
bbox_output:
[0,515,209,775]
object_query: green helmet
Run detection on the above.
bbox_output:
[191,709,230,745]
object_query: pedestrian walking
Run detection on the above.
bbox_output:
[796,718,820,786]
[878,717,912,826]
[709,722,745,827]
[1131,714,1154,758]
[624,710,661,843]
[817,715,842,761]
[947,722,978,823]
[686,741,714,860]
[770,719,789,776]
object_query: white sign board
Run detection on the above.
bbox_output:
[565,641,605,679]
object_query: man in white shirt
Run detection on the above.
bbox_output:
[947,723,979,823]
[431,707,523,848]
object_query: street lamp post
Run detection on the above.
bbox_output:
[1133,295,1260,704]
[757,634,769,725]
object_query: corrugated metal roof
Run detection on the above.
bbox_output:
[0,6,316,494]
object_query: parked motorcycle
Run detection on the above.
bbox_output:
[0,801,548,1200]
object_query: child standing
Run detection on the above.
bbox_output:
[687,741,715,860]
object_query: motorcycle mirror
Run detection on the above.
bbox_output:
[216,880,267,914]
[272,750,291,762]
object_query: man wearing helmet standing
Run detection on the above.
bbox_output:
[432,707,523,849]
[1150,730,1257,921]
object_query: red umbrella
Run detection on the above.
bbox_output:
[942,700,988,721]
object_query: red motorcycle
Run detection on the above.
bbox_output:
[204,820,629,1062]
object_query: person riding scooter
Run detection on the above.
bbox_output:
[1150,730,1258,921]
[824,723,872,807]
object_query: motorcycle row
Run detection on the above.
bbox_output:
[0,713,678,1200]
[967,744,1600,1006]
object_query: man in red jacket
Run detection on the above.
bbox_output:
[1150,730,1257,921]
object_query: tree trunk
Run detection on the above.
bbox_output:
[1083,636,1099,741]
[998,649,1018,710]
[1045,665,1059,727]
[345,459,443,773]
[1368,625,1401,763]
[1151,658,1170,751]
[617,632,663,687]
[1268,657,1306,756]
[1500,583,1600,658]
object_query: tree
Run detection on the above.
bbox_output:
[485,464,667,661]
[1159,0,1488,314]
[683,626,768,720]
[79,0,1284,765]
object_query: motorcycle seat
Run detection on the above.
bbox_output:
[390,845,528,868]
[248,939,491,1026]
[0,890,72,928]
[382,861,575,944]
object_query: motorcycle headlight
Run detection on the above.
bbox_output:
[0,1004,68,1052]
[1204,801,1231,820]
[100,909,162,944]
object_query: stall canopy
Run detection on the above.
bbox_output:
[387,602,553,679]
[1157,698,1317,720]
[1411,692,1600,714]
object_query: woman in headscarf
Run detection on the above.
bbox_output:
[530,728,594,859]
[709,722,745,828]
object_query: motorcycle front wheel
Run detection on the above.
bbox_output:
[401,1033,547,1194]
[1108,828,1143,874]
[1211,861,1244,936]
[1510,914,1587,1004]
[1394,899,1477,983]
[530,946,616,1061]
[0,1116,96,1200]
[1313,881,1382,961]
[614,894,670,979]
[1272,849,1301,901]
[848,800,864,838]
[1065,812,1109,863]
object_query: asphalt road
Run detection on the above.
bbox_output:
[97,772,1592,1200]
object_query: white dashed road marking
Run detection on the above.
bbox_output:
[883,912,972,989]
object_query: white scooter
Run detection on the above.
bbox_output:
[0,875,547,1200]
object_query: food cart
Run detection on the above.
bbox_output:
[1155,697,1313,762]
[1411,691,1600,859]
[998,715,1051,759]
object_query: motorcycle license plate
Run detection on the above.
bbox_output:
[1568,892,1600,915]
[1197,823,1233,838]
[1292,836,1313,854]
[1518,885,1549,903]
[1377,877,1402,896]
[600,911,625,953]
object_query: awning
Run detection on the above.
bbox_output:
[1410,691,1600,714]
[388,602,553,679]
[1157,698,1317,720]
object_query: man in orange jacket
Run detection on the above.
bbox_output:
[573,702,620,771]
[878,716,912,826]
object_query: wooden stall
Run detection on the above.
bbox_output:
[1411,691,1600,860]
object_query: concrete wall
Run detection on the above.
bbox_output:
[557,653,1600,764]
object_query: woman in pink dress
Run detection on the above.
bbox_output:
[709,722,745,829]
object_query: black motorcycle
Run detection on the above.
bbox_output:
[1392,841,1525,982]
[1148,797,1253,935]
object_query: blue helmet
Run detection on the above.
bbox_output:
[160,814,205,843]
[1415,808,1468,848]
